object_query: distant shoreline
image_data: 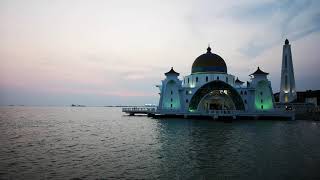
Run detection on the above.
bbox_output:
[2,105,151,108]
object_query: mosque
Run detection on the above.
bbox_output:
[156,45,275,116]
[123,40,296,120]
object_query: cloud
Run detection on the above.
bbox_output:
[0,0,319,105]
[230,0,320,58]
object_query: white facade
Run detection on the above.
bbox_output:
[157,47,276,115]
[280,39,297,103]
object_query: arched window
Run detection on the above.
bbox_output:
[217,76,219,80]
[261,99,263,103]
[240,91,243,95]
[186,99,189,103]
[188,78,189,84]
[244,100,247,104]
[261,105,263,109]
[171,90,173,95]
[186,91,188,95]
[260,92,263,96]
[206,76,208,82]
[244,91,247,95]
[171,104,173,108]
[196,77,198,82]
[171,98,173,102]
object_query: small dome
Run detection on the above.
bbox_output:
[250,67,269,76]
[192,46,227,74]
[235,77,244,84]
[165,67,179,76]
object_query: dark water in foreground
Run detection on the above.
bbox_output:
[0,107,320,179]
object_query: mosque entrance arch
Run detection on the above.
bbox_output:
[198,90,236,112]
[189,80,244,112]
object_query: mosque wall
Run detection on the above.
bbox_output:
[183,74,235,88]
[159,77,182,111]
[254,80,274,111]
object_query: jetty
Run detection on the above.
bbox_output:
[122,107,157,116]
[122,107,295,120]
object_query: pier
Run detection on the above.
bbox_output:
[122,107,295,120]
[122,107,157,116]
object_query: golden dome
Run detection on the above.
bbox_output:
[191,46,227,74]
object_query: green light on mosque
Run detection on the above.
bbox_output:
[255,80,273,110]
[255,98,273,110]
[163,96,180,109]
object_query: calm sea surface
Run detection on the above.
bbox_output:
[0,107,320,179]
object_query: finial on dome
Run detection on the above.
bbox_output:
[285,39,289,45]
[207,44,211,53]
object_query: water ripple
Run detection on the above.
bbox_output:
[0,107,320,179]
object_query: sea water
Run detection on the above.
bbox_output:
[0,107,320,179]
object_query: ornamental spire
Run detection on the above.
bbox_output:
[207,44,211,53]
[285,38,289,45]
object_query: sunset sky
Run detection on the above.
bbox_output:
[1,0,320,106]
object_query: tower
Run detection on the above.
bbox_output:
[280,39,296,103]
[158,67,182,110]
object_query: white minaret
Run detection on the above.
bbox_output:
[280,39,296,103]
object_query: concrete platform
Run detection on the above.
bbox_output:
[122,107,295,120]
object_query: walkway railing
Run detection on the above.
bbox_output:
[122,107,157,113]
[208,110,242,115]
